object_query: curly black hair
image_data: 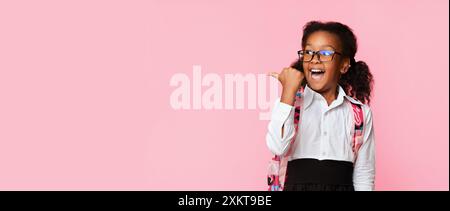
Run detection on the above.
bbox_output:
[291,21,374,105]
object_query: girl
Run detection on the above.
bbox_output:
[267,21,375,191]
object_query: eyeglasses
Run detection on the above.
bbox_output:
[297,50,342,62]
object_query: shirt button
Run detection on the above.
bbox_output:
[323,131,327,136]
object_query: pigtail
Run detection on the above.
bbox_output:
[339,59,374,105]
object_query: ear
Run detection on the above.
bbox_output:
[340,57,351,74]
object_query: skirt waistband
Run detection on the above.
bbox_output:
[284,158,354,186]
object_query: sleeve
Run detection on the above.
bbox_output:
[353,105,376,191]
[265,98,296,156]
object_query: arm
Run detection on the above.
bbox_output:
[266,67,304,156]
[265,98,296,156]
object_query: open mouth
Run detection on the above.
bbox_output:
[310,68,325,81]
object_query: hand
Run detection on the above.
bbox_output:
[268,67,304,106]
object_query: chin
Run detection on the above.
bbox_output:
[306,79,327,93]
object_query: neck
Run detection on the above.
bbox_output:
[319,85,339,106]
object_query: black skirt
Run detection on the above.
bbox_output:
[283,158,355,191]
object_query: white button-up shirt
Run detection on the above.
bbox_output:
[266,85,376,191]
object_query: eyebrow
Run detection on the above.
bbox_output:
[305,44,337,50]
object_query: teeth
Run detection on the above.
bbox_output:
[311,69,324,73]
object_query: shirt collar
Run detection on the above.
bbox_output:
[302,84,363,110]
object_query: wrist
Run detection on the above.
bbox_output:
[280,86,297,106]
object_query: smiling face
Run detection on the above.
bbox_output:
[302,31,350,94]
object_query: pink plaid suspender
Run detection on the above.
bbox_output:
[349,102,364,163]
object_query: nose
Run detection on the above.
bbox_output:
[310,52,320,64]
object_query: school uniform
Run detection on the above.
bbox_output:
[266,85,375,191]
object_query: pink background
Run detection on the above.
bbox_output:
[0,0,448,190]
